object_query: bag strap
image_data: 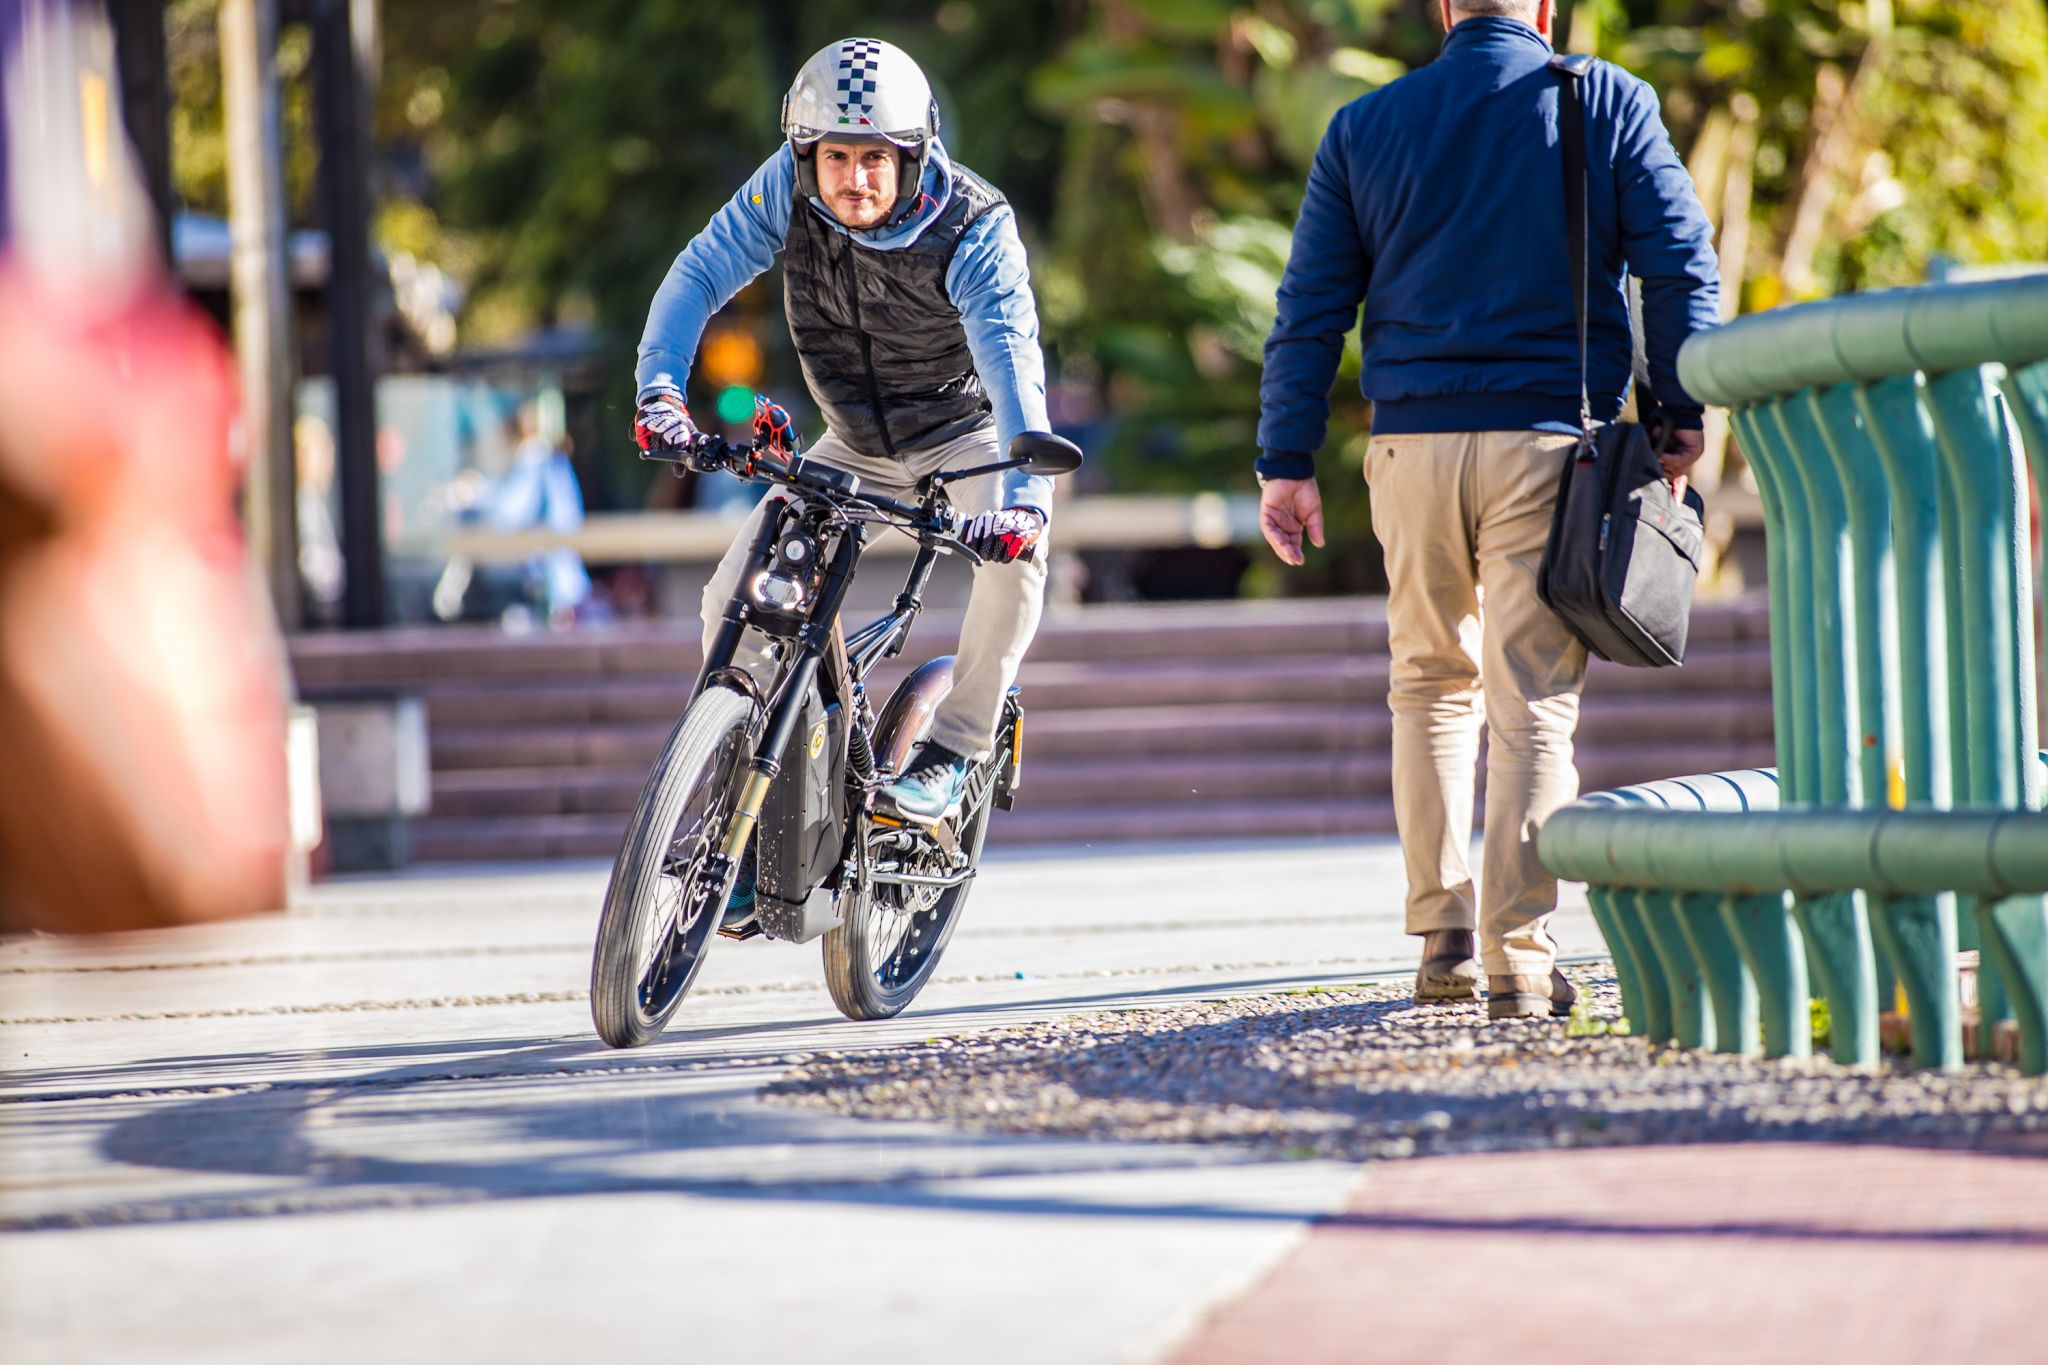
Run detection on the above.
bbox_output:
[1549,54,1660,440]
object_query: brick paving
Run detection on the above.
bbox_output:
[1171,1138,2048,1365]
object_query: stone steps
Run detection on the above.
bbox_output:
[291,596,1771,686]
[421,694,1770,774]
[392,643,1772,730]
[289,595,1777,864]
[428,742,1775,819]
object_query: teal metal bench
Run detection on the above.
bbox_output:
[1539,276,2048,1074]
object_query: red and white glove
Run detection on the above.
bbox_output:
[752,394,800,457]
[633,393,697,452]
[959,507,1046,565]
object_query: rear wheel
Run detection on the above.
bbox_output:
[590,686,754,1047]
[822,721,1007,1021]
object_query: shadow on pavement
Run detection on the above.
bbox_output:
[8,985,2044,1247]
[0,968,1370,1100]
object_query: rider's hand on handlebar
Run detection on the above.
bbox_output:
[633,393,698,454]
[752,395,800,459]
[959,507,1046,565]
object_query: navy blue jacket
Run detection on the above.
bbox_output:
[1257,18,1720,479]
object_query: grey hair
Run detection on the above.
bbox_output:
[1452,0,1540,17]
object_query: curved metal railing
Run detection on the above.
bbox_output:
[1539,276,2048,1073]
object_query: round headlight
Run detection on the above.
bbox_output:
[748,569,809,614]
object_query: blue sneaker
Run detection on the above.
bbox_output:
[721,847,757,928]
[877,743,973,825]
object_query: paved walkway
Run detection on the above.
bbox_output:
[6,841,2041,1362]
[1,839,1587,1364]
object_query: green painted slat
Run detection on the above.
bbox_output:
[1721,891,1811,1060]
[1675,891,1760,1056]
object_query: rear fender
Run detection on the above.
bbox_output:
[873,656,955,773]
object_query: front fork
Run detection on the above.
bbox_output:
[693,509,785,702]
[713,515,864,863]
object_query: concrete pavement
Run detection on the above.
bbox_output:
[0,839,1602,1364]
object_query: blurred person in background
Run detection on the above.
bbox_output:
[487,401,593,628]
[295,414,345,620]
[431,398,596,628]
[634,36,1059,825]
[0,0,290,933]
[1254,0,1718,1017]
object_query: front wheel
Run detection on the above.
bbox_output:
[822,717,1009,1021]
[590,685,754,1047]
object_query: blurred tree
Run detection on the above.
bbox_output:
[1029,0,2048,593]
[164,0,2048,550]
[1032,0,1433,593]
[373,0,1072,494]
[167,0,319,221]
[167,1,1071,495]
[1602,0,2048,306]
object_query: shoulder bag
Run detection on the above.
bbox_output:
[1535,53,1707,669]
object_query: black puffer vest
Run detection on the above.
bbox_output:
[782,165,1006,457]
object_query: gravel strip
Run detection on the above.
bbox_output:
[764,967,2048,1161]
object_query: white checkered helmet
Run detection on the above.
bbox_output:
[782,37,940,215]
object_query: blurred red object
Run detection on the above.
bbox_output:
[0,260,290,933]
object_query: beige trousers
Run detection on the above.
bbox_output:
[700,424,1048,759]
[1364,429,1589,975]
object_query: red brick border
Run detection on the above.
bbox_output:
[1172,1140,2048,1365]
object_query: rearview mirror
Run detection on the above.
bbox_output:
[1007,432,1085,476]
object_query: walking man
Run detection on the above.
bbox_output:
[635,37,1055,826]
[1254,0,1719,1016]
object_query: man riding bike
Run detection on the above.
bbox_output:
[635,35,1054,830]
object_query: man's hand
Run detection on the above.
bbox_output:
[960,507,1046,565]
[633,393,697,453]
[1259,477,1325,567]
[1660,427,1705,504]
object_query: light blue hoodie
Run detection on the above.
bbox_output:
[637,142,1052,516]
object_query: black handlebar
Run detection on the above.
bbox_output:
[653,432,985,564]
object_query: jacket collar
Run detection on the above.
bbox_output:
[1439,15,1552,58]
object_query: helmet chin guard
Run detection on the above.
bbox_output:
[782,37,940,220]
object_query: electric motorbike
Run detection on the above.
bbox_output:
[589,421,1083,1046]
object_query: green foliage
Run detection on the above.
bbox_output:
[1818,0,2048,289]
[164,0,2048,524]
[369,0,1071,492]
[1029,0,2048,595]
[167,0,319,220]
[1810,996,1832,1051]
[1566,1004,1633,1037]
[1032,0,1418,593]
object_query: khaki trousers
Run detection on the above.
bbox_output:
[700,425,1048,759]
[1364,429,1589,975]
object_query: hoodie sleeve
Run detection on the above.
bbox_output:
[945,205,1054,519]
[1610,71,1720,426]
[634,147,795,402]
[1257,112,1371,479]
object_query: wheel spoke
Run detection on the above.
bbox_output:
[823,729,1006,1020]
[627,723,747,1017]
